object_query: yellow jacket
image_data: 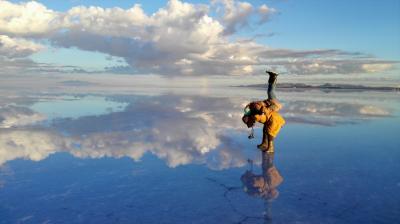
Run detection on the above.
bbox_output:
[254,111,285,137]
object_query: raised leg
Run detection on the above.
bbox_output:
[266,71,278,100]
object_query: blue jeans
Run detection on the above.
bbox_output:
[267,82,277,100]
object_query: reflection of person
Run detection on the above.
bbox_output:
[241,152,283,222]
[241,152,283,200]
[242,71,285,153]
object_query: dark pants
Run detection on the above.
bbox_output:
[267,82,277,100]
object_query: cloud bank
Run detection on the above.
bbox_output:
[0,0,396,76]
[0,93,393,168]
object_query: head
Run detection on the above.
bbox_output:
[242,115,255,128]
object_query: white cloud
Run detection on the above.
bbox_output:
[0,0,396,76]
[63,4,149,37]
[359,105,390,116]
[212,0,254,35]
[52,0,229,75]
[258,4,276,24]
[0,0,59,36]
[0,35,43,58]
[264,57,398,75]
[361,63,394,73]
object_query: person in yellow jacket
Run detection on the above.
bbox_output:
[242,71,285,153]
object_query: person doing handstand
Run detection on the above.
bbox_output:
[242,70,285,153]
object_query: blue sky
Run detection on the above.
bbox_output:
[1,0,399,77]
[260,0,400,60]
[28,0,400,59]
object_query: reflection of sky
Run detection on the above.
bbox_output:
[30,95,128,120]
[0,89,399,223]
[0,90,399,168]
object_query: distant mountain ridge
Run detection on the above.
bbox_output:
[235,83,400,92]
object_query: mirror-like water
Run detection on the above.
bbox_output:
[0,88,399,224]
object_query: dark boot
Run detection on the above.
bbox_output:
[257,125,268,151]
[266,70,279,85]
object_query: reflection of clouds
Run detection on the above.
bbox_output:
[69,131,247,169]
[0,105,45,128]
[0,128,246,170]
[51,95,244,134]
[281,100,391,125]
[283,101,390,117]
[0,95,249,168]
[0,129,63,165]
[358,105,389,116]
[0,93,395,167]
[53,95,246,168]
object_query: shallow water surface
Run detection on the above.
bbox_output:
[0,89,399,224]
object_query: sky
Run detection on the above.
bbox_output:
[0,0,399,79]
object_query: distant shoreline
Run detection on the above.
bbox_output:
[234,83,400,92]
